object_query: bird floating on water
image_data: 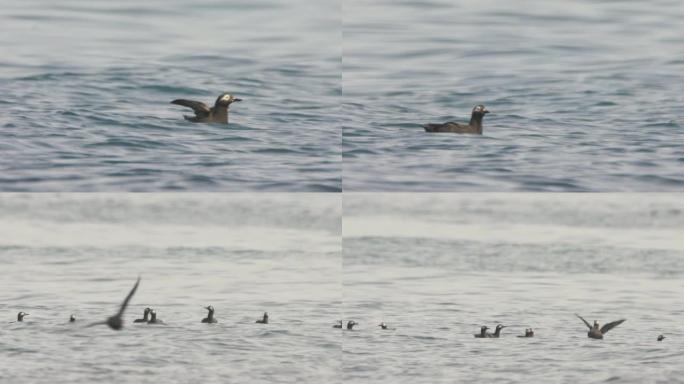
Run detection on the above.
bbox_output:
[12,312,29,323]
[147,309,164,325]
[134,307,151,323]
[202,306,217,324]
[171,93,242,124]
[575,314,625,339]
[517,328,534,338]
[255,312,269,324]
[423,105,490,134]
[346,321,357,330]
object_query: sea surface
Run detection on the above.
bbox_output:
[343,194,684,383]
[343,0,684,191]
[0,194,342,383]
[0,0,341,191]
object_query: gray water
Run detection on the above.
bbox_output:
[343,194,684,383]
[0,194,342,383]
[343,0,684,191]
[0,0,341,191]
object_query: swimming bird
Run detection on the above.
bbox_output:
[16,312,29,322]
[423,105,490,134]
[202,306,217,324]
[491,324,507,338]
[134,307,151,323]
[87,277,140,330]
[575,314,625,339]
[69,314,76,322]
[333,321,343,329]
[378,322,396,330]
[147,310,164,324]
[171,93,242,123]
[346,321,357,330]
[658,335,665,341]
[255,312,269,324]
[474,326,490,338]
[517,328,534,338]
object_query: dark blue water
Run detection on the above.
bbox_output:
[343,0,684,191]
[0,0,341,191]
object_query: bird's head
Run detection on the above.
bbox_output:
[216,93,243,106]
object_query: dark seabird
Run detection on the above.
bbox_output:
[69,314,76,322]
[491,324,507,338]
[171,93,242,124]
[424,105,490,134]
[202,306,217,324]
[87,277,140,330]
[575,314,625,339]
[147,310,164,324]
[657,335,665,341]
[346,321,357,330]
[517,328,534,338]
[16,312,29,322]
[134,307,151,323]
[378,322,396,330]
[474,326,490,338]
[255,312,269,324]
[333,321,343,329]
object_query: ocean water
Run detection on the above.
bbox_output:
[343,194,684,383]
[0,194,342,383]
[343,0,684,191]
[0,0,341,191]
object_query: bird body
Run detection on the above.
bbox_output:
[134,307,151,323]
[474,326,490,338]
[575,314,625,339]
[171,93,242,123]
[202,306,217,323]
[147,310,164,324]
[255,312,269,324]
[424,105,489,134]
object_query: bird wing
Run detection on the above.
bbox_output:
[575,314,592,330]
[117,277,140,317]
[171,99,211,118]
[600,319,625,334]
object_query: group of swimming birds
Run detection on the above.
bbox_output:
[10,278,268,329]
[172,92,490,135]
[9,278,667,342]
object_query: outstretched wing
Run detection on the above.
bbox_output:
[575,314,592,330]
[600,319,625,334]
[117,277,140,317]
[171,99,211,118]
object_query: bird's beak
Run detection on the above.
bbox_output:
[233,98,243,102]
[483,109,490,114]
